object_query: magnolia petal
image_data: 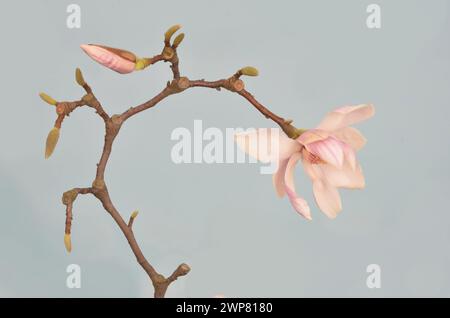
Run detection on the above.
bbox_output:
[285,186,312,220]
[272,159,288,197]
[336,104,375,129]
[343,143,357,171]
[94,45,137,62]
[332,127,367,151]
[302,158,321,182]
[306,137,344,168]
[80,44,136,74]
[283,153,312,219]
[284,152,302,191]
[312,180,342,219]
[304,152,365,190]
[234,128,301,163]
[320,162,365,189]
[316,111,343,132]
[317,104,375,131]
[297,129,329,145]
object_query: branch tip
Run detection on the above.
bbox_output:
[164,24,182,45]
[172,33,185,48]
[64,233,72,253]
[178,263,191,276]
[128,210,139,228]
[39,92,57,106]
[45,127,60,159]
[75,68,86,86]
[239,66,259,77]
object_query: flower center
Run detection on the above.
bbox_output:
[302,148,325,165]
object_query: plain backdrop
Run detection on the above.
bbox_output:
[0,0,449,297]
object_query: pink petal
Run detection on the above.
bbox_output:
[296,129,329,145]
[343,143,356,171]
[285,186,312,220]
[80,44,135,74]
[302,158,322,182]
[312,180,342,219]
[284,153,311,219]
[272,159,288,197]
[235,128,301,163]
[336,104,375,128]
[320,162,365,189]
[303,156,364,190]
[305,137,345,167]
[332,127,367,151]
[317,104,375,131]
[316,111,342,132]
[284,152,302,191]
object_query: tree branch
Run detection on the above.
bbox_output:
[43,24,301,298]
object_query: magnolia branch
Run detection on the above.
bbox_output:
[40,24,302,298]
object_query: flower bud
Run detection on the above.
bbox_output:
[39,92,57,106]
[165,24,181,43]
[131,210,139,219]
[64,234,72,253]
[75,68,86,86]
[45,127,60,159]
[80,44,136,74]
[172,33,185,48]
[240,66,259,77]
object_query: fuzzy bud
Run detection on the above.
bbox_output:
[165,24,181,43]
[64,234,72,253]
[131,210,139,219]
[62,189,79,205]
[39,92,57,106]
[45,127,60,159]
[75,68,86,86]
[240,66,259,77]
[172,33,185,48]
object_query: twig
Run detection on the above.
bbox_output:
[128,210,138,229]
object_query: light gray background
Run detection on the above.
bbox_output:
[0,0,449,297]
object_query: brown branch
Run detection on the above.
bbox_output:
[61,187,92,253]
[145,54,165,66]
[189,79,301,138]
[91,186,190,297]
[121,87,171,120]
[44,25,303,298]
[64,203,72,235]
[169,54,180,79]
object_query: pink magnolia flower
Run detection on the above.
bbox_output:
[235,104,375,220]
[80,44,137,74]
